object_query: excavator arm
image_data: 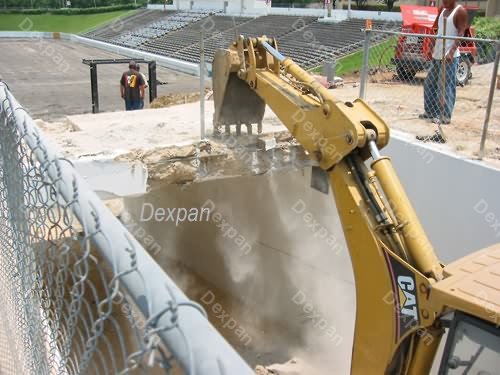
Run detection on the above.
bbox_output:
[212,36,499,374]
[213,37,389,169]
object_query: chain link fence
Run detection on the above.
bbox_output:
[0,82,253,375]
[358,28,499,156]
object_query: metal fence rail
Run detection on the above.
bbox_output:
[0,81,253,375]
[358,28,499,155]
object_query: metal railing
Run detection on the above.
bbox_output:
[358,28,499,156]
[0,81,253,375]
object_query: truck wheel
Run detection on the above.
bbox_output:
[456,57,471,86]
[397,65,416,81]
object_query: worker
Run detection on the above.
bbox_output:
[120,61,145,111]
[136,64,149,110]
[419,0,467,124]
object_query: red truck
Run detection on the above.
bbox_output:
[393,5,477,86]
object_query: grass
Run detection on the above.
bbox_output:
[0,10,135,34]
[311,37,398,77]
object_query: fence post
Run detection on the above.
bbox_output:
[478,42,500,160]
[324,60,335,83]
[90,63,99,114]
[148,61,157,104]
[359,28,371,100]
[200,31,206,139]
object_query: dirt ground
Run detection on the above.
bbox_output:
[332,62,500,167]
[0,39,200,121]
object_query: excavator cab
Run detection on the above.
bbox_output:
[438,312,500,375]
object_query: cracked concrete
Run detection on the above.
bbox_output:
[38,101,312,195]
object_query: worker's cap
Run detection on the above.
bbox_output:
[128,60,137,69]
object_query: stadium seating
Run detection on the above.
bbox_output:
[84,10,170,42]
[277,18,395,67]
[84,10,399,69]
[113,11,213,48]
[140,15,252,61]
[163,15,315,64]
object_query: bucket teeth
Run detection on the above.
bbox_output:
[213,122,262,136]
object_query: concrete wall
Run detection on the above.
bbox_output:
[268,7,327,16]
[149,0,271,15]
[118,132,500,282]
[319,9,403,22]
[113,133,500,370]
[0,31,55,38]
[387,132,500,263]
[148,1,406,18]
[149,2,324,15]
[69,34,201,75]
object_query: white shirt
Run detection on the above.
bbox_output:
[140,72,149,88]
[432,5,462,60]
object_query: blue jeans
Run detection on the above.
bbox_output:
[424,57,458,120]
[125,99,141,111]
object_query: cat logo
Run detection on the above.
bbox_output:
[397,275,418,320]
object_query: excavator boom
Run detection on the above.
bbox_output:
[212,36,500,374]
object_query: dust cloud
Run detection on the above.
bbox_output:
[114,168,356,373]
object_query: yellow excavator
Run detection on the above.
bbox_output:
[212,36,500,374]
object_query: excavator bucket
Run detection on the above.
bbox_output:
[212,49,265,135]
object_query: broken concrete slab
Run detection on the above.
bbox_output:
[39,101,312,196]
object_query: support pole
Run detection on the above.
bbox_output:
[359,29,371,99]
[90,63,99,114]
[200,32,206,139]
[148,61,157,104]
[440,18,447,124]
[479,42,500,159]
[324,60,334,83]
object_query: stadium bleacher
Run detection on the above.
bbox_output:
[83,10,398,69]
[113,10,213,48]
[84,10,170,42]
[140,15,253,62]
[278,18,394,67]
